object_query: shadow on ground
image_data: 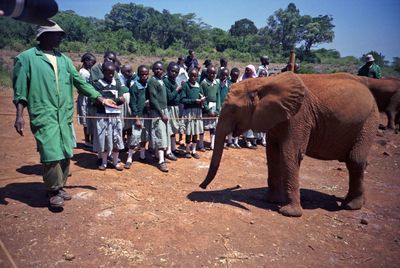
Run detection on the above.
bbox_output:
[16,164,42,176]
[0,182,97,212]
[187,186,341,213]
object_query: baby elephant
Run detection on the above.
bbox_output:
[359,77,400,131]
[200,72,379,217]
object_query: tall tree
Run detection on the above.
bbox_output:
[266,3,301,51]
[229,18,258,37]
[300,15,335,53]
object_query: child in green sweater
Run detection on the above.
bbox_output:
[181,68,206,158]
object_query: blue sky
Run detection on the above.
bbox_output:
[57,0,400,61]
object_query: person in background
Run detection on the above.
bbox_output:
[217,57,228,79]
[148,61,172,172]
[92,62,128,171]
[181,67,206,159]
[200,59,213,82]
[89,51,122,164]
[184,49,199,70]
[178,55,187,72]
[227,67,242,148]
[13,22,117,208]
[256,55,269,77]
[240,64,257,81]
[357,54,382,79]
[200,65,221,151]
[90,51,121,85]
[78,52,96,148]
[177,56,189,146]
[164,62,184,160]
[256,68,268,147]
[240,64,258,149]
[125,65,150,169]
[118,64,137,148]
[281,62,299,73]
[218,68,233,149]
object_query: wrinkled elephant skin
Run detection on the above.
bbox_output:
[200,72,379,217]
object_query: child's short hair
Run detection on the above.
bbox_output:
[230,67,240,74]
[167,61,179,70]
[101,61,115,72]
[81,52,95,62]
[152,61,164,70]
[137,64,148,73]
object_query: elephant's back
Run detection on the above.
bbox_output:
[299,74,379,161]
[299,73,376,123]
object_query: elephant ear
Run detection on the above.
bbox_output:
[252,72,306,131]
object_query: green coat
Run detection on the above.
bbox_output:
[13,46,101,163]
[357,63,382,79]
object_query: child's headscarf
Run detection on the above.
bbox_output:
[241,64,257,80]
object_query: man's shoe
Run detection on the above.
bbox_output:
[198,147,206,152]
[184,153,192,159]
[48,191,64,207]
[157,162,169,172]
[59,189,72,201]
[166,153,178,161]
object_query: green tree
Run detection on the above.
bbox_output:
[300,15,335,53]
[229,18,257,37]
[266,3,301,52]
[392,57,400,73]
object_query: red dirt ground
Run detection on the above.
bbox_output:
[0,88,399,267]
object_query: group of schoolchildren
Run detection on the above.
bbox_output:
[76,50,272,173]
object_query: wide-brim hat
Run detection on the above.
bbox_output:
[36,20,65,39]
[366,54,375,62]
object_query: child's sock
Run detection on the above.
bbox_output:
[101,151,108,167]
[170,136,177,151]
[192,143,197,154]
[127,148,134,163]
[158,150,165,164]
[199,134,204,148]
[140,147,146,159]
[112,151,119,166]
[210,134,215,150]
[186,144,191,153]
[227,133,233,144]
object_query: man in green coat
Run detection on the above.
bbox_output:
[13,21,117,208]
[357,54,382,79]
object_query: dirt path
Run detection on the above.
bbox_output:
[0,89,399,267]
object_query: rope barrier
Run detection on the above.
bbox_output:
[0,113,219,121]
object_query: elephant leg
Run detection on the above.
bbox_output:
[266,139,285,204]
[386,91,400,129]
[385,110,395,129]
[278,144,303,217]
[342,160,366,210]
[342,111,377,210]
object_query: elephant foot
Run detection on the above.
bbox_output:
[341,194,365,210]
[266,189,285,204]
[279,203,303,217]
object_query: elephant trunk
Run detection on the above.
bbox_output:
[199,120,231,189]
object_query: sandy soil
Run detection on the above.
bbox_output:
[0,85,399,267]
